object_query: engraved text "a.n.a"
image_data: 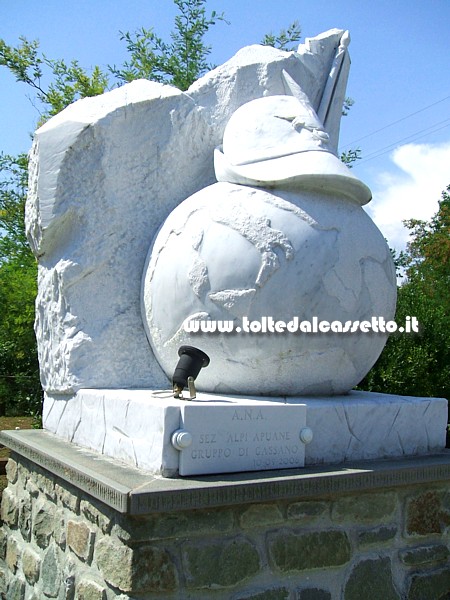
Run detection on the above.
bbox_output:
[232,408,265,421]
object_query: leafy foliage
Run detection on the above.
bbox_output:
[403,186,450,305]
[110,0,227,90]
[261,20,302,51]
[0,37,109,125]
[342,96,355,117]
[0,154,41,415]
[340,147,361,168]
[0,153,29,264]
[359,187,450,401]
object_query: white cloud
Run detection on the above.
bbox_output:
[365,141,450,251]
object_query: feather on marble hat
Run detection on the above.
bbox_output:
[214,94,372,205]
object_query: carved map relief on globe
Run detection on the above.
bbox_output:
[141,68,397,397]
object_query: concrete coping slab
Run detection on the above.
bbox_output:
[1,429,450,515]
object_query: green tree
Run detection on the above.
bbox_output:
[0,37,109,125]
[359,186,450,401]
[0,154,41,416]
[403,186,450,308]
[0,1,231,121]
[110,0,227,90]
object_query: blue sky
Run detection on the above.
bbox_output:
[1,0,449,250]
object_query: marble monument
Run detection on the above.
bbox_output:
[25,30,447,476]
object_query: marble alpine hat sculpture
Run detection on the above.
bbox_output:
[141,72,397,397]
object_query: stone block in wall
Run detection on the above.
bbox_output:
[343,556,400,600]
[94,536,178,594]
[1,489,19,527]
[55,482,80,514]
[286,501,328,522]
[75,579,107,600]
[25,478,39,499]
[34,470,56,501]
[332,491,397,524]
[5,459,18,484]
[5,536,20,574]
[41,543,62,598]
[61,555,76,600]
[238,503,284,529]
[357,525,397,548]
[399,543,449,567]
[182,536,260,590]
[21,546,41,585]
[0,566,8,596]
[80,499,112,535]
[53,508,66,549]
[407,566,450,600]
[0,528,7,560]
[405,490,450,537]
[5,576,25,600]
[66,519,95,563]
[32,496,56,548]
[18,494,31,543]
[267,529,351,573]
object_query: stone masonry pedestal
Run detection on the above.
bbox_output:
[1,429,450,599]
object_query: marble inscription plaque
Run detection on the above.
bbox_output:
[178,403,307,476]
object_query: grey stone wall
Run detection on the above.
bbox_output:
[1,455,450,599]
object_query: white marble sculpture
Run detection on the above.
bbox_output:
[26,29,369,395]
[141,91,396,396]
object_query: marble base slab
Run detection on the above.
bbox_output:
[43,389,448,477]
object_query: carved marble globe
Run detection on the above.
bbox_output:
[141,96,397,396]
